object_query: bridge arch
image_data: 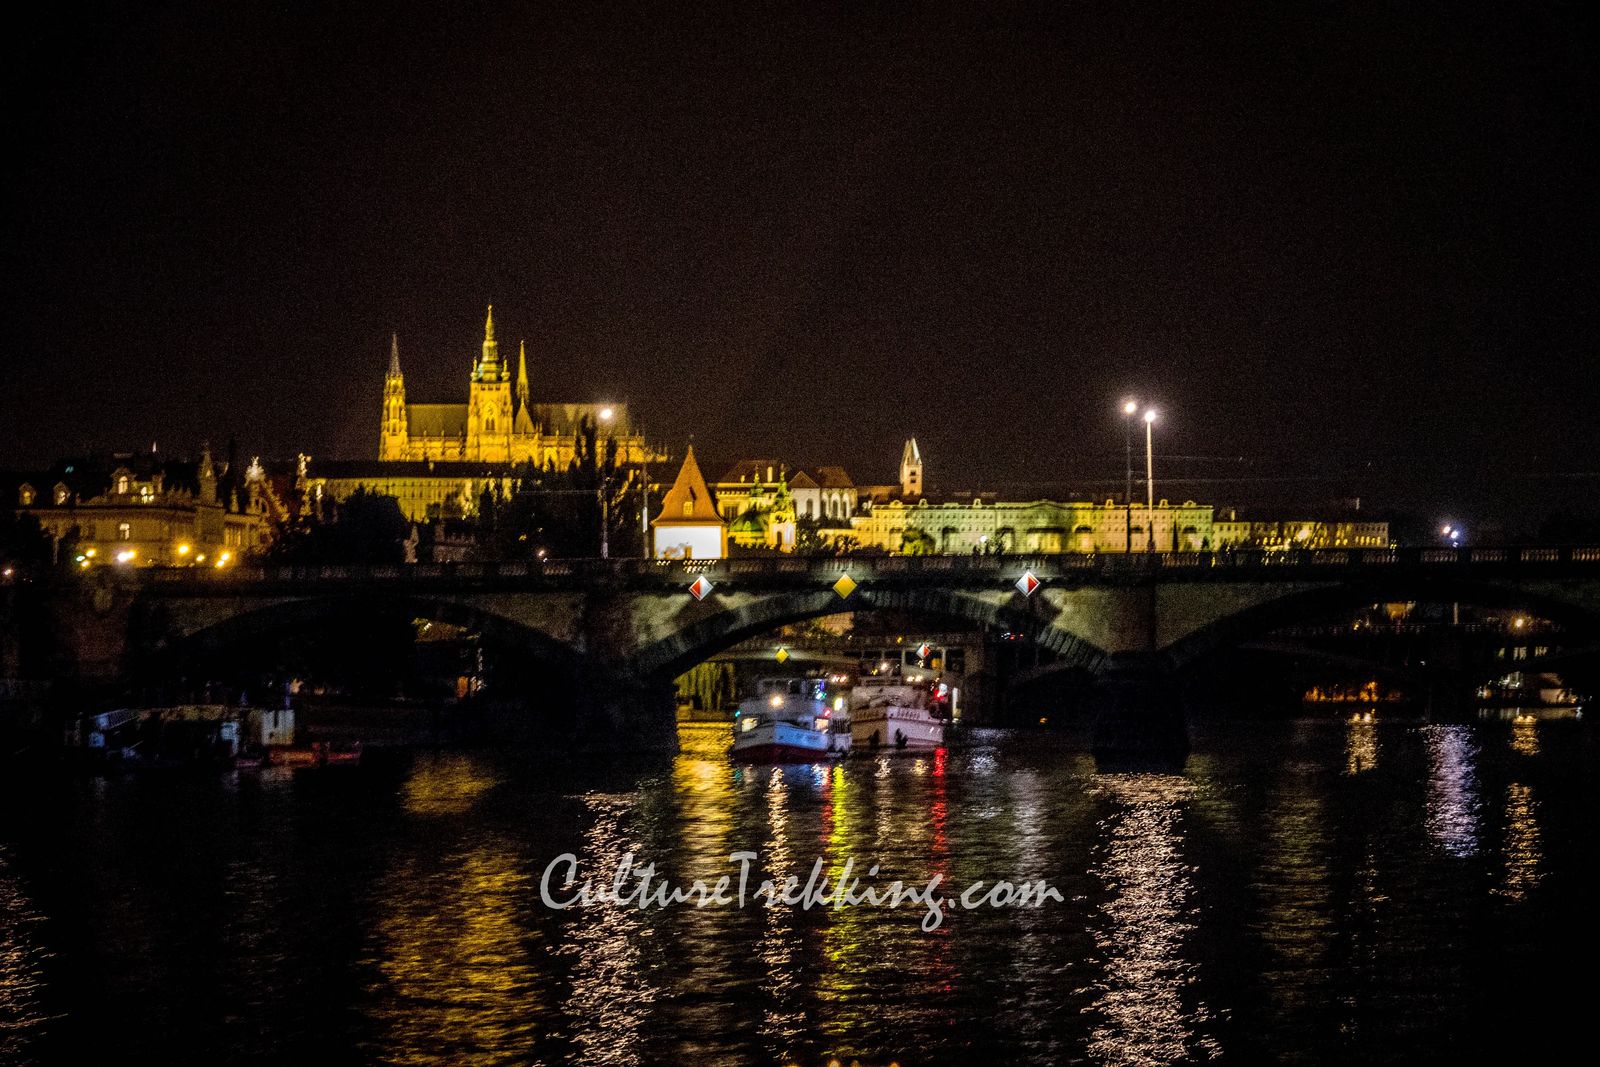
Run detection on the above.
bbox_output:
[133,590,585,678]
[628,585,1109,684]
[1161,574,1600,673]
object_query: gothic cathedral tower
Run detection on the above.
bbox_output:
[379,334,409,460]
[466,306,513,460]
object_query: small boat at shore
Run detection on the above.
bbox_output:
[731,678,849,763]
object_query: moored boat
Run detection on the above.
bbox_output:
[849,679,947,752]
[731,678,849,762]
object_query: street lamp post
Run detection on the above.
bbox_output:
[597,406,616,560]
[1121,399,1138,553]
[1143,407,1158,552]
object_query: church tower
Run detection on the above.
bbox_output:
[900,437,923,498]
[513,340,537,443]
[467,305,513,460]
[380,334,409,460]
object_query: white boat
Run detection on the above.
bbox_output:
[849,680,947,752]
[731,678,850,763]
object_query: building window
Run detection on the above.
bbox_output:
[117,522,132,541]
[18,485,34,506]
[116,476,130,495]
[54,484,69,505]
[683,501,694,517]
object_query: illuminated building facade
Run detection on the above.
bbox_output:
[379,307,649,468]
[9,445,269,566]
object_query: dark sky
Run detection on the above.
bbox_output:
[3,3,1595,530]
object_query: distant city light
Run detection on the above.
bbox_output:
[115,549,136,563]
[1143,407,1158,424]
[1121,398,1139,416]
[599,406,615,422]
[176,543,191,556]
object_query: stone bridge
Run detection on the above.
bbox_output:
[49,546,1600,759]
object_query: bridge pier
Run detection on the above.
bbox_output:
[1090,653,1189,770]
[572,664,679,754]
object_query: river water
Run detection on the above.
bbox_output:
[1,716,1591,1065]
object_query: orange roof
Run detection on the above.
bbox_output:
[654,446,725,525]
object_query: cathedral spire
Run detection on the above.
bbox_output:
[474,304,505,382]
[387,333,402,379]
[516,340,530,408]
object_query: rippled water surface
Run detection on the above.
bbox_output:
[1,717,1592,1065]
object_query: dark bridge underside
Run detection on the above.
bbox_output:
[132,592,584,677]
[629,585,1109,684]
[1160,574,1600,673]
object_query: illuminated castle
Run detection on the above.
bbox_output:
[379,306,648,467]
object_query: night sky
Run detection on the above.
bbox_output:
[4,3,1595,530]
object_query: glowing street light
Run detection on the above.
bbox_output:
[1119,398,1139,506]
[1143,406,1158,496]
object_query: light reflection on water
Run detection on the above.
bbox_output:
[1424,725,1481,858]
[1496,783,1542,902]
[1085,774,1220,1066]
[0,718,1585,1065]
[1345,717,1378,775]
[0,845,55,1067]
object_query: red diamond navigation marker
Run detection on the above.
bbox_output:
[1016,571,1040,597]
[689,576,714,601]
[916,642,932,660]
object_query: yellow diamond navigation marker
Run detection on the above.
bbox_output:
[833,573,857,599]
[775,647,790,664]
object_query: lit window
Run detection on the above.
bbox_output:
[116,476,130,495]
[118,522,132,541]
[18,485,34,506]
[683,501,694,517]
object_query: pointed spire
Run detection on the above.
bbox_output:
[198,441,218,504]
[516,340,530,407]
[475,304,504,382]
[387,333,402,378]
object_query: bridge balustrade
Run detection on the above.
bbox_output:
[112,543,1600,588]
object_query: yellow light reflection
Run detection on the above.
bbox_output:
[399,752,500,815]
[1510,717,1539,757]
[1495,783,1542,902]
[1344,716,1378,775]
